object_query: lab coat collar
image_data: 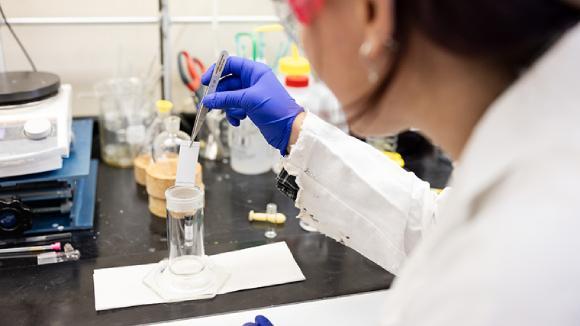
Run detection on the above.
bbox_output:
[449,23,580,205]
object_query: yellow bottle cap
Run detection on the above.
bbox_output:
[254,24,284,33]
[278,43,311,76]
[156,99,173,114]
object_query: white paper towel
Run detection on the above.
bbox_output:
[93,242,305,311]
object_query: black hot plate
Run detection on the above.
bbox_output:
[0,71,60,106]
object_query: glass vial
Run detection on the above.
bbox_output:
[264,203,278,239]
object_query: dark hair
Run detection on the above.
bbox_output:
[361,0,580,111]
[401,0,580,69]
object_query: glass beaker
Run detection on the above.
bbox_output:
[229,119,273,175]
[144,185,227,300]
[96,78,153,168]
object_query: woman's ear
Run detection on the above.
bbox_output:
[361,0,395,60]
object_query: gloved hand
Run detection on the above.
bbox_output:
[242,315,274,326]
[201,56,304,155]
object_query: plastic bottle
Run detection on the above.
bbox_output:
[284,75,320,117]
[272,45,317,172]
[278,44,347,132]
[278,43,311,78]
[229,119,273,175]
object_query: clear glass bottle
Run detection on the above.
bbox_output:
[145,116,191,202]
[133,100,172,185]
[152,116,190,162]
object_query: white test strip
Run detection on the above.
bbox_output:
[175,142,200,187]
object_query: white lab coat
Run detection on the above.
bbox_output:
[282,23,580,325]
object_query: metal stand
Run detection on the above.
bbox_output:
[159,0,171,100]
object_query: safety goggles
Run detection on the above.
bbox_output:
[272,0,325,43]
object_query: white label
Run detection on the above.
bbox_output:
[175,142,200,187]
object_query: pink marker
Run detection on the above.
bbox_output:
[0,242,61,254]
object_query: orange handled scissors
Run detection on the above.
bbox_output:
[177,50,206,94]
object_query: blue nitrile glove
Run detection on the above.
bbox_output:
[242,315,274,326]
[201,56,304,156]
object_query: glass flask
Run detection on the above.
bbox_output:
[152,116,190,162]
[145,115,190,205]
[96,78,153,168]
[133,100,172,185]
[229,119,273,175]
[144,186,228,300]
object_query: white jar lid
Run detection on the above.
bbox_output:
[165,185,204,212]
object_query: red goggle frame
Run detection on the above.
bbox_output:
[288,0,325,25]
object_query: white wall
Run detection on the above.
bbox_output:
[0,0,279,116]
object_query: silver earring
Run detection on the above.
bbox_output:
[359,38,398,83]
[359,40,373,57]
[359,40,379,83]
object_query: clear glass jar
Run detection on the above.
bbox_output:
[96,78,153,168]
[144,186,227,300]
[166,186,206,273]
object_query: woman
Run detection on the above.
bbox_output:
[202,0,580,324]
